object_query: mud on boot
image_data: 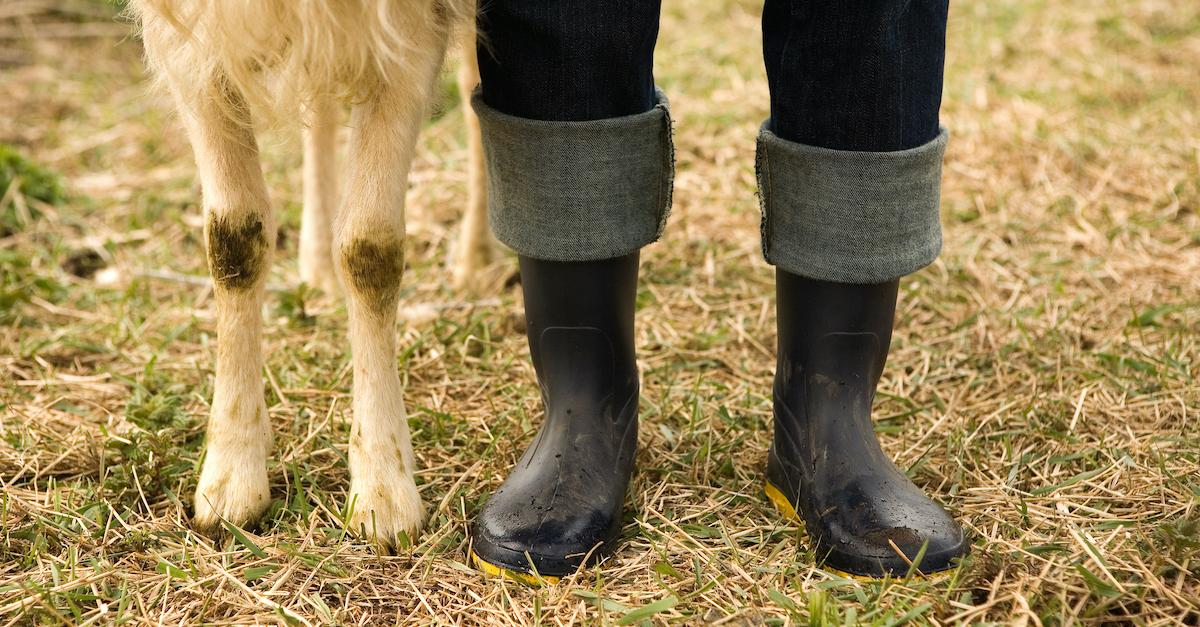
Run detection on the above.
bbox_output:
[471,253,640,581]
[766,271,968,577]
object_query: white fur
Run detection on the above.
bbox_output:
[450,39,496,289]
[299,96,342,295]
[133,0,485,547]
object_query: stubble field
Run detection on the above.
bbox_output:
[1,0,1198,624]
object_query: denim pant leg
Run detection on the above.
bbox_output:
[473,1,675,261]
[757,0,951,283]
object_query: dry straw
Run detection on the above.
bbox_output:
[1,0,1197,624]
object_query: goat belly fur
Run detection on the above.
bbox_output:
[131,0,471,121]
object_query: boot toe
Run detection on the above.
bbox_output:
[471,498,619,578]
[816,507,968,577]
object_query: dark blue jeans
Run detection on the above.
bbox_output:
[477,0,949,152]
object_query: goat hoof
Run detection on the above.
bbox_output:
[193,459,270,532]
[346,476,425,549]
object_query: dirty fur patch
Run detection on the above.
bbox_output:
[206,214,268,290]
[342,237,404,315]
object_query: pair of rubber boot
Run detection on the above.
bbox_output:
[469,253,968,581]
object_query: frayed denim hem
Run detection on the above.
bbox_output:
[472,87,674,262]
[756,125,948,283]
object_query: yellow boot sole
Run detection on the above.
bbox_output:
[764,481,799,520]
[470,549,561,586]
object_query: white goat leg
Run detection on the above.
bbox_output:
[336,37,449,546]
[450,26,494,291]
[300,96,342,295]
[165,80,274,531]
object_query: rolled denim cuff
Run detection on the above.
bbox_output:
[756,125,948,283]
[471,87,674,261]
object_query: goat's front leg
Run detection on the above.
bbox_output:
[168,82,274,531]
[336,47,447,546]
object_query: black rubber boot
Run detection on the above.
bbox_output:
[470,253,640,582]
[766,270,968,577]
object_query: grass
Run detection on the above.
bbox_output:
[1,0,1198,624]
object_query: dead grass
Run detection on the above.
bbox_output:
[1,0,1198,624]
